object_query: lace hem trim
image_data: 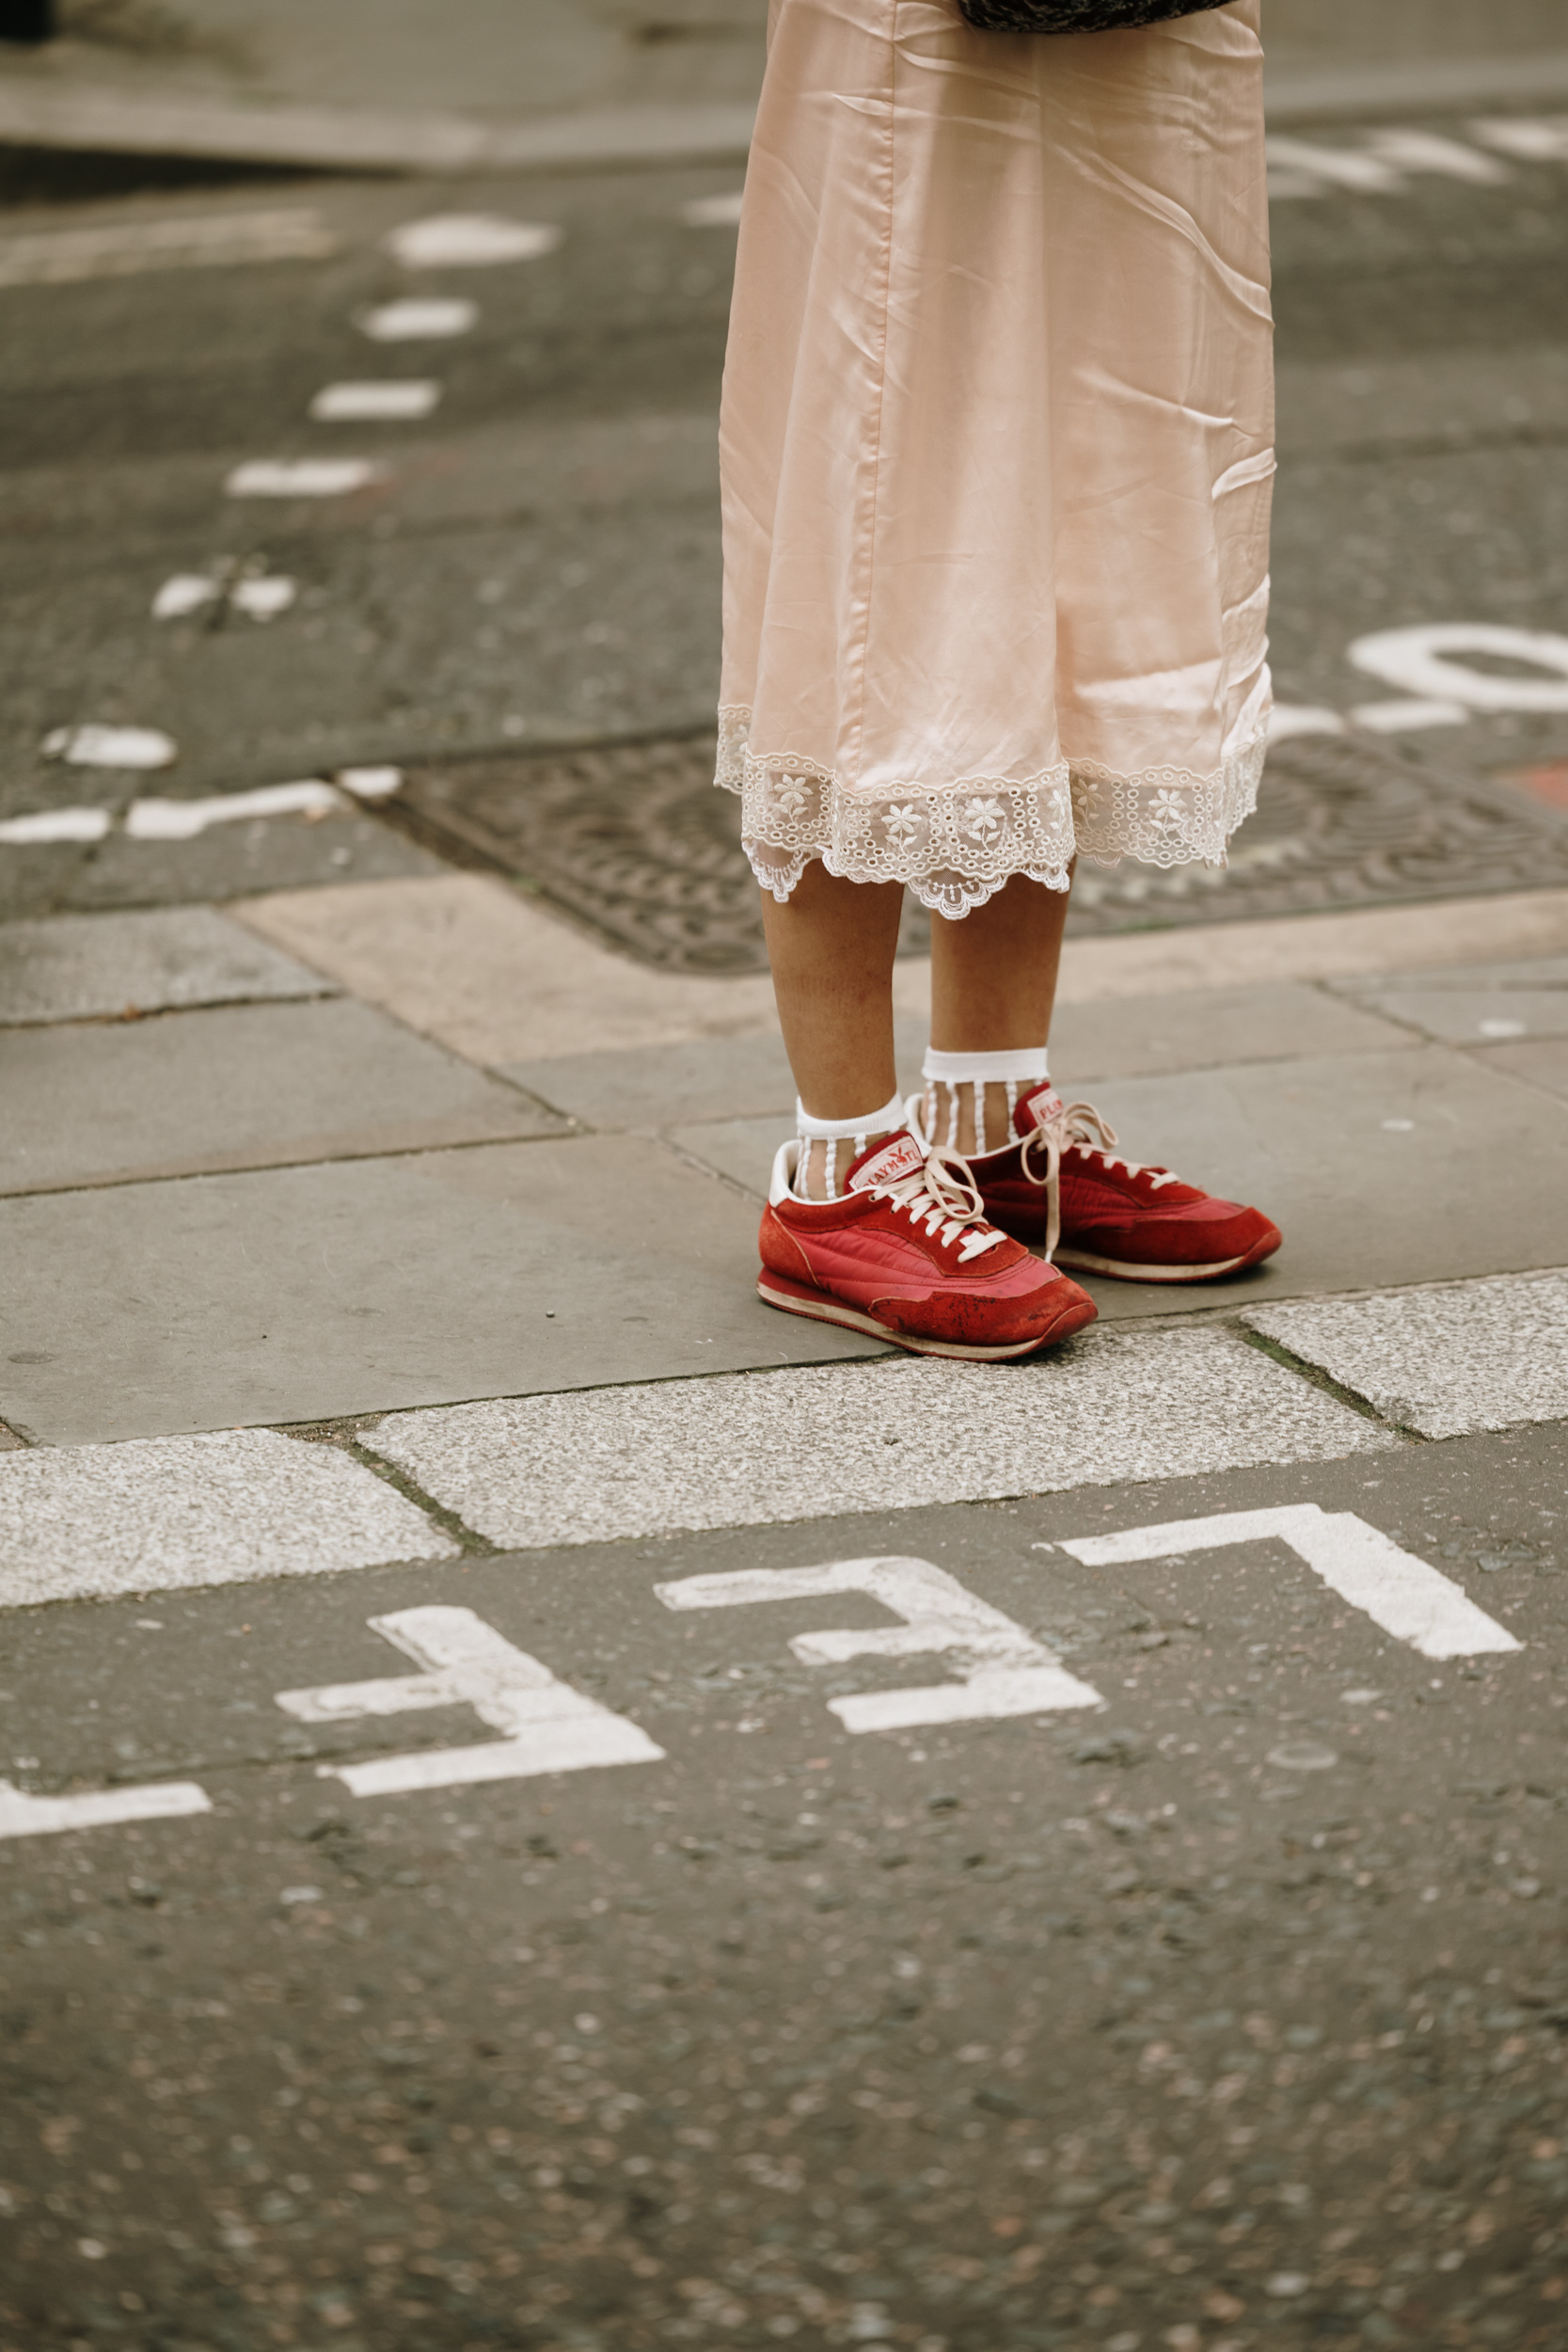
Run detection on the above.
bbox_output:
[718,704,1269,920]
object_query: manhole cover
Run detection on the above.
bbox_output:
[388,727,1568,974]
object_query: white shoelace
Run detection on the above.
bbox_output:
[1018,1098,1178,1261]
[866,1150,1009,1264]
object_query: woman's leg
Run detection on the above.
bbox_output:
[761,863,906,1198]
[927,875,1071,1153]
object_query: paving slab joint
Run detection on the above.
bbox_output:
[1232,1326,1427,1441]
[280,1419,499,1554]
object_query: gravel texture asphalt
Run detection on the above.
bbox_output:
[2,1433,1565,2351]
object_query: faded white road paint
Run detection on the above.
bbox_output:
[1266,135,1407,196]
[336,766,403,801]
[1350,624,1568,715]
[0,1775,211,1842]
[1060,1505,1520,1662]
[232,576,296,621]
[309,381,441,422]
[1268,705,1346,743]
[1363,129,1511,186]
[42,723,176,771]
[0,805,109,844]
[277,1607,665,1798]
[125,781,342,839]
[656,1557,1104,1735]
[1475,117,1568,165]
[682,192,744,227]
[0,210,336,289]
[152,570,296,622]
[226,459,383,498]
[359,298,478,341]
[152,573,220,620]
[385,215,560,268]
[1350,698,1469,732]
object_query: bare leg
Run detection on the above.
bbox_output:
[928,873,1072,1152]
[761,863,905,1195]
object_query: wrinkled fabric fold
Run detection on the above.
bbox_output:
[717,0,1274,914]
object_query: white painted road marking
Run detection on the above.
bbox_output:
[656,1557,1104,1734]
[385,215,561,268]
[0,210,337,288]
[276,1607,665,1798]
[309,381,441,422]
[42,723,176,771]
[0,1775,211,1842]
[125,782,343,839]
[359,298,477,341]
[225,459,384,498]
[231,575,296,621]
[1350,697,1469,733]
[1472,116,1568,166]
[1350,624,1568,714]
[0,805,109,844]
[336,765,403,801]
[1268,704,1346,743]
[682,192,744,227]
[152,568,296,622]
[1061,1505,1520,1662]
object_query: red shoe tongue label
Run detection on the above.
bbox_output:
[848,1132,925,1191]
[1016,1084,1063,1136]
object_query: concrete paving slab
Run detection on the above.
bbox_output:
[1049,981,1412,1082]
[367,1329,1395,1551]
[505,1030,797,1130]
[0,998,565,1197]
[0,1137,882,1446]
[1032,1045,1568,1315]
[1053,887,1568,1003]
[233,874,792,1063]
[668,1111,779,1199]
[673,1038,1568,1319]
[507,1021,931,1133]
[0,905,334,1026]
[235,880,1568,1082]
[1332,957,1568,994]
[1473,1035,1568,1103]
[1245,1271,1568,1440]
[1340,988,1568,1046]
[0,1427,454,1610]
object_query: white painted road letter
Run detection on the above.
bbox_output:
[0,1776,211,1842]
[1060,1504,1520,1661]
[276,1606,665,1797]
[656,1556,1103,1734]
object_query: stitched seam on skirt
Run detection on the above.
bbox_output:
[844,0,900,792]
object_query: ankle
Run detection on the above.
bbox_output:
[792,1090,906,1201]
[921,1046,1049,1157]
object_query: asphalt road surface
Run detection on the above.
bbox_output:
[2,112,1568,2352]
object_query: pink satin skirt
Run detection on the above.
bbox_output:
[716,0,1274,918]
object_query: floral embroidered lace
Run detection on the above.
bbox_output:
[717,706,1270,919]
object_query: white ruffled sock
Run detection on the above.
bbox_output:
[921,1046,1049,1160]
[793,1090,907,1201]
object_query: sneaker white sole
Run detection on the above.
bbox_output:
[1053,1241,1277,1283]
[756,1276,1083,1359]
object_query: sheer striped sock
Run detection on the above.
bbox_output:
[921,1046,1049,1159]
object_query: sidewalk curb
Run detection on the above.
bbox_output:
[3,54,1566,179]
[0,85,757,176]
[1262,48,1568,126]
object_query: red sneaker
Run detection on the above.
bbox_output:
[757,1129,1098,1359]
[913,1085,1281,1284]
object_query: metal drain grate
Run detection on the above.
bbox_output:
[389,727,1568,974]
